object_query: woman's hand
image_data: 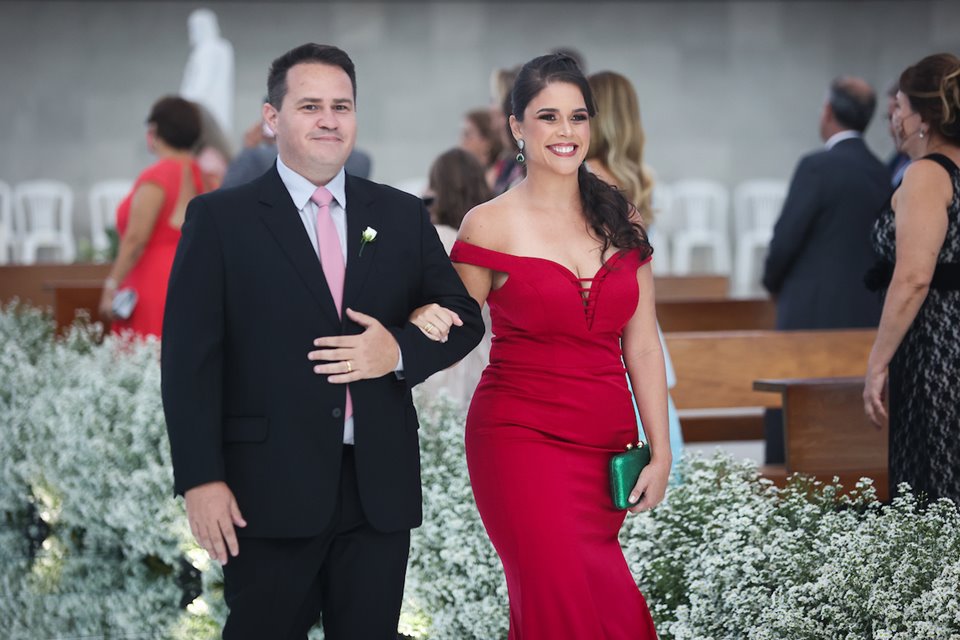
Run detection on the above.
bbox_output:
[408,303,462,342]
[863,365,889,429]
[98,282,116,321]
[627,457,671,514]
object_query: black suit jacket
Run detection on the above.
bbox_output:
[762,137,890,329]
[161,166,483,537]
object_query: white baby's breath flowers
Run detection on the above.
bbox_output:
[2,302,959,640]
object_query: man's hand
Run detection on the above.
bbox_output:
[184,481,247,565]
[308,308,401,383]
[408,303,463,342]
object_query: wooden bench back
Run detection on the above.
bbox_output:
[654,275,728,301]
[0,264,111,309]
[657,297,775,332]
[665,329,876,410]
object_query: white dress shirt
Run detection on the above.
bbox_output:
[275,156,402,444]
[825,129,861,150]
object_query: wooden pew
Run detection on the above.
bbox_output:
[657,297,775,332]
[0,263,111,309]
[666,329,875,443]
[49,281,111,335]
[754,377,888,501]
[654,275,728,301]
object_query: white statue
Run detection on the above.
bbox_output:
[180,8,234,134]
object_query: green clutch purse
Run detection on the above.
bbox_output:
[609,441,651,510]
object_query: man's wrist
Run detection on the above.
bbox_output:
[103,277,118,291]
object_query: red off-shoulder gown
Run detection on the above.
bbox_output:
[450,240,658,640]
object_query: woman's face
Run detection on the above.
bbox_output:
[459,119,491,165]
[511,81,590,177]
[891,90,926,157]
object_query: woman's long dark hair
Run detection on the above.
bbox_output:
[428,148,492,229]
[511,54,652,259]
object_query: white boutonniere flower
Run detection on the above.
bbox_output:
[359,226,378,256]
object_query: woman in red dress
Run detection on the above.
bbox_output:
[98,96,205,338]
[449,54,671,638]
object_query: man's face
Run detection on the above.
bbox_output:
[264,62,356,183]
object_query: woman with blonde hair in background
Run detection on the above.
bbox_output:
[864,52,960,504]
[585,71,655,226]
[586,69,685,475]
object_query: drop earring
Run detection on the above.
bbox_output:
[919,129,925,139]
[516,139,525,164]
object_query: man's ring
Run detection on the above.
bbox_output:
[424,322,435,333]
[345,361,352,373]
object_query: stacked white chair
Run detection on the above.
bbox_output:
[0,180,11,264]
[88,179,133,259]
[731,179,788,298]
[670,179,731,275]
[13,179,76,264]
[647,183,674,275]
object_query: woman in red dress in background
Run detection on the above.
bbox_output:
[450,54,671,639]
[98,96,205,338]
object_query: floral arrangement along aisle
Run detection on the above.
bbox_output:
[1,302,958,639]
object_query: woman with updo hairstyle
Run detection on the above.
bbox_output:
[864,52,960,505]
[99,95,206,338]
[449,53,666,637]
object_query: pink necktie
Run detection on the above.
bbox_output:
[311,186,352,420]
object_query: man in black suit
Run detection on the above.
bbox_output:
[763,76,890,330]
[161,43,484,639]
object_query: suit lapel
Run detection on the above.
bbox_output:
[343,175,380,313]
[257,167,341,326]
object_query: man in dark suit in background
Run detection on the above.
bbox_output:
[761,76,890,464]
[763,75,890,330]
[161,43,484,639]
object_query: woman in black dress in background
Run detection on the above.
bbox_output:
[864,53,960,504]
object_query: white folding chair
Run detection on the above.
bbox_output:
[13,180,76,264]
[731,179,788,297]
[0,180,11,264]
[670,179,731,275]
[88,179,132,259]
[648,183,674,275]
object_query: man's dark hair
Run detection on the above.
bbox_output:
[267,43,356,109]
[146,96,201,150]
[828,77,876,133]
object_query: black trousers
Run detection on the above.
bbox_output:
[221,446,410,640]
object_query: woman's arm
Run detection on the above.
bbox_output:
[622,262,671,512]
[98,182,165,318]
[410,206,497,339]
[864,159,952,426]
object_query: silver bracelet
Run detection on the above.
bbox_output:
[104,278,118,291]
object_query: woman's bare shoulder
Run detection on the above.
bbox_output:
[458,191,519,249]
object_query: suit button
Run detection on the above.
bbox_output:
[332,408,343,418]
